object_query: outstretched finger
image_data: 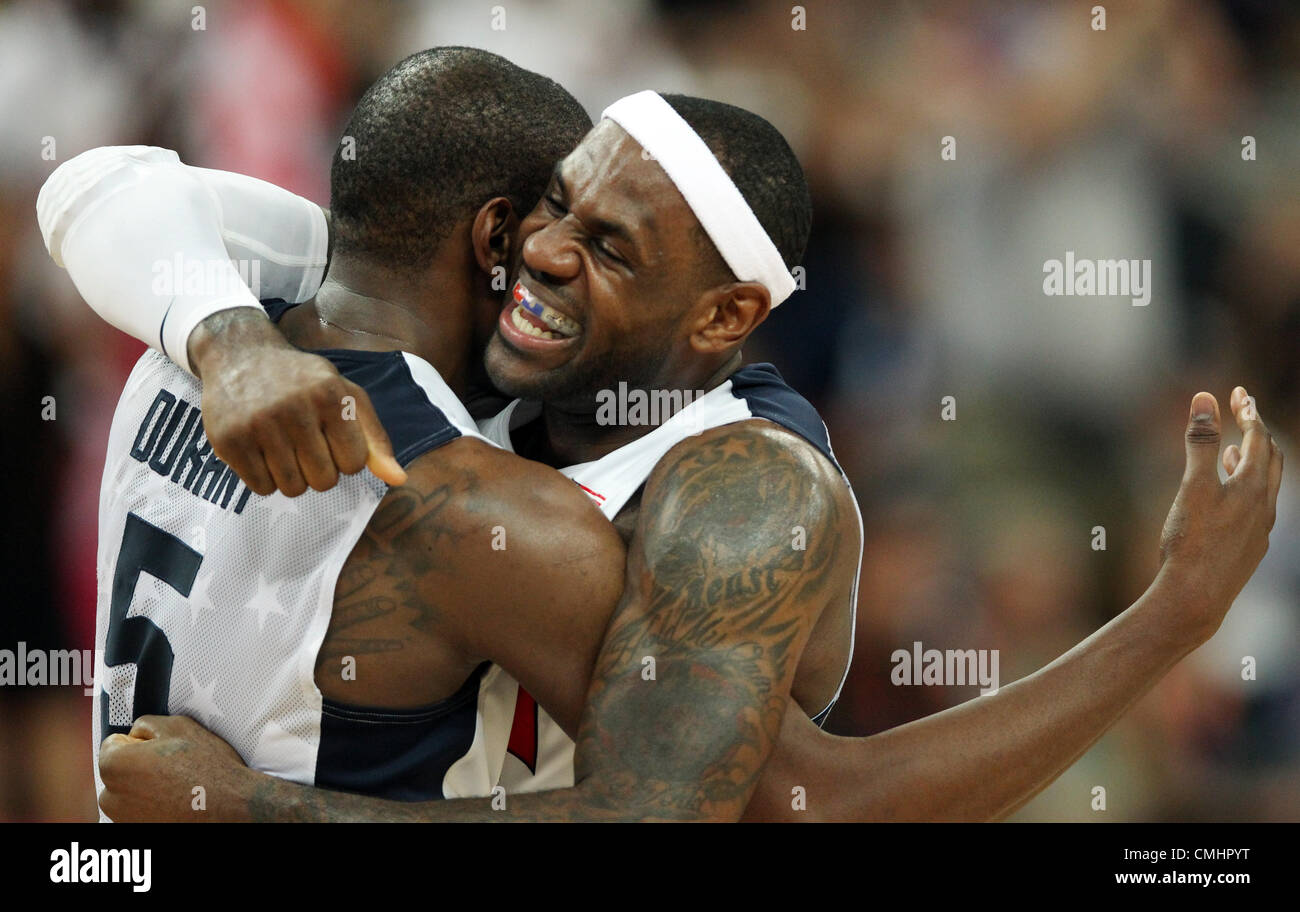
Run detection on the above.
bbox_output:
[1183,391,1222,486]
[350,385,406,487]
[1231,386,1272,473]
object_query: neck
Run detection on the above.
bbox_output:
[532,350,743,466]
[279,255,475,397]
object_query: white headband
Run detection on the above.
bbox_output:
[600,90,797,307]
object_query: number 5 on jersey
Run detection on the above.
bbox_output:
[101,513,203,737]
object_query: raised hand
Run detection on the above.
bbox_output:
[1157,387,1283,641]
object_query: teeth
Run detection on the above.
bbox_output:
[539,309,579,337]
[513,284,580,337]
[511,305,558,339]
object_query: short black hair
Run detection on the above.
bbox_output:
[660,94,812,273]
[330,47,592,270]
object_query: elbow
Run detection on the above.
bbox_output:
[37,145,183,265]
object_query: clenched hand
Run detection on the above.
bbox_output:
[187,308,407,496]
[99,715,252,822]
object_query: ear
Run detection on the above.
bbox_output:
[689,281,772,354]
[471,197,518,278]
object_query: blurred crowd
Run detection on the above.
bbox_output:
[0,0,1296,821]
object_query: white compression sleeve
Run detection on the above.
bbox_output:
[36,146,328,374]
[188,165,329,305]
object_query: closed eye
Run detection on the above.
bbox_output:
[593,238,627,265]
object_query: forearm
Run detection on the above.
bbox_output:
[37,146,326,374]
[230,768,669,823]
[185,307,298,381]
[817,569,1209,821]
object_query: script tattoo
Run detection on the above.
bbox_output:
[314,476,476,673]
[246,425,847,823]
[565,424,843,819]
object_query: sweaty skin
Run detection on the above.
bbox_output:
[93,187,861,822]
[101,386,1281,821]
[98,123,1282,824]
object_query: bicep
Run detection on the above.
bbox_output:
[570,423,840,819]
[411,447,626,737]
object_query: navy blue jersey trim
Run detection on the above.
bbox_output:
[261,297,297,324]
[318,350,462,468]
[315,664,488,802]
[257,299,462,468]
[729,362,840,471]
[320,662,486,724]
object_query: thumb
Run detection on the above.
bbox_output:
[356,395,407,487]
[101,732,145,752]
[127,715,167,740]
[1183,391,1222,485]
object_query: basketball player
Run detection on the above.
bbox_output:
[44,60,1281,820]
[42,47,632,814]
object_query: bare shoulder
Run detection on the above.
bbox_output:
[642,418,856,555]
[387,435,625,581]
[629,418,859,717]
[633,419,858,628]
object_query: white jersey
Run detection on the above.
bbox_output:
[475,363,864,794]
[95,330,859,810]
[92,336,502,816]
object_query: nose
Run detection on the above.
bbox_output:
[522,217,581,285]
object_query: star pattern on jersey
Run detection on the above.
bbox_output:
[249,570,289,632]
[258,490,301,528]
[323,494,365,531]
[252,719,313,770]
[186,674,225,726]
[185,567,216,626]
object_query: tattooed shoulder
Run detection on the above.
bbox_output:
[569,419,857,820]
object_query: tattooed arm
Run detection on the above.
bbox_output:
[548,421,853,820]
[100,421,859,821]
[241,390,1282,823]
[266,421,851,821]
[100,391,1282,822]
[311,437,625,731]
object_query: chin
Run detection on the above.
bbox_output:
[483,336,552,401]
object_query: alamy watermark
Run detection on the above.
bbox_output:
[891,641,1000,695]
[151,255,261,299]
[0,642,98,695]
[50,843,151,892]
[1043,251,1151,306]
[595,381,707,429]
